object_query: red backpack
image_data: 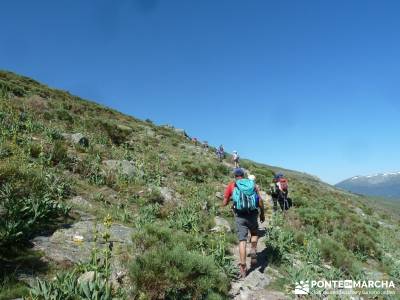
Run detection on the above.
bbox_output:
[279,178,289,191]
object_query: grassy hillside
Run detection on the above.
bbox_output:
[1,70,399,299]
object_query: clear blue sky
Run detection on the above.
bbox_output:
[1,0,400,184]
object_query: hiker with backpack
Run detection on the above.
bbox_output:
[271,173,292,211]
[216,145,225,162]
[232,150,240,167]
[222,168,265,278]
[269,177,279,211]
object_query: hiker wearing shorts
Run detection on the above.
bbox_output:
[222,168,265,278]
[216,145,225,162]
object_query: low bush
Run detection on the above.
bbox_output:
[265,215,295,264]
[181,161,229,183]
[0,164,71,246]
[28,142,41,158]
[130,225,229,299]
[318,236,360,275]
[99,120,130,146]
[56,109,73,122]
[49,141,68,165]
[135,203,161,227]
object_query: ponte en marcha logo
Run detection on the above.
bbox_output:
[294,280,397,296]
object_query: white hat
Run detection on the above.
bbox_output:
[233,150,237,153]
[248,174,256,181]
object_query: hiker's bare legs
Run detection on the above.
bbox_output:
[250,233,258,251]
[239,241,247,265]
[249,231,258,267]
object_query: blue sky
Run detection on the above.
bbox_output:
[1,0,400,184]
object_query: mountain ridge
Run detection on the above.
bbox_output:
[1,70,399,299]
[336,172,400,199]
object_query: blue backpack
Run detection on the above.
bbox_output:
[232,179,259,212]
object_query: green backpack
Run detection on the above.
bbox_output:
[232,179,259,212]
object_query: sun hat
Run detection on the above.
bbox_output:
[233,168,245,177]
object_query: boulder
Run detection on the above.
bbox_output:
[159,187,173,203]
[71,133,89,147]
[230,271,279,300]
[145,127,155,137]
[117,124,133,132]
[62,133,89,147]
[211,216,231,233]
[173,128,187,137]
[354,207,366,218]
[70,196,93,209]
[32,219,134,265]
[161,125,188,137]
[103,160,136,177]
[78,271,95,285]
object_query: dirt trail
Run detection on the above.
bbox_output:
[220,160,289,299]
[229,191,289,300]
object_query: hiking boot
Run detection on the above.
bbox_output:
[250,248,257,267]
[239,263,247,278]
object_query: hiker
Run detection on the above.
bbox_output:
[222,168,265,278]
[274,173,292,211]
[269,177,279,211]
[232,150,240,167]
[203,141,209,150]
[216,145,225,162]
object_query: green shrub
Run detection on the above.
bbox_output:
[318,236,360,275]
[182,160,208,183]
[168,203,205,233]
[43,111,53,120]
[0,165,71,246]
[45,128,63,141]
[135,203,161,227]
[56,109,73,122]
[144,189,164,204]
[0,144,13,159]
[181,161,229,183]
[50,141,68,165]
[0,274,29,300]
[28,142,41,158]
[0,184,70,245]
[130,225,229,299]
[265,215,295,264]
[99,120,130,146]
[208,234,236,279]
[73,155,107,186]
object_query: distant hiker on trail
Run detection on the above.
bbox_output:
[203,141,209,150]
[216,145,225,162]
[271,173,292,212]
[232,150,240,167]
[222,168,265,278]
[269,177,279,211]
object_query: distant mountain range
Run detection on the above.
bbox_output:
[336,172,400,199]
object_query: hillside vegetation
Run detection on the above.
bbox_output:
[0,70,399,299]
